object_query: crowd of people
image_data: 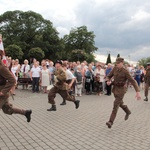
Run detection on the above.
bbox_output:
[2,56,148,97]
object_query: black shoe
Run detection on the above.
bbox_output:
[144,97,148,101]
[105,93,108,95]
[74,100,80,109]
[125,111,131,120]
[25,110,32,122]
[47,105,56,111]
[106,121,113,128]
[60,102,66,105]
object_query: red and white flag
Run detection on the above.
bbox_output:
[0,34,7,65]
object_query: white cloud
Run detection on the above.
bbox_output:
[131,10,150,20]
[0,0,150,61]
[94,53,116,63]
[56,27,69,37]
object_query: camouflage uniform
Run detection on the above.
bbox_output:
[0,50,32,122]
[106,57,140,128]
[47,60,80,111]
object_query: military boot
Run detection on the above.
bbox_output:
[106,121,113,128]
[47,105,56,111]
[123,106,131,121]
[74,100,80,109]
[125,111,131,120]
[13,108,32,122]
[60,102,66,105]
[25,110,32,122]
[144,97,148,101]
[60,100,66,105]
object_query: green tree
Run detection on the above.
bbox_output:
[117,54,120,58]
[28,47,45,61]
[85,53,95,63]
[0,10,62,61]
[63,26,97,61]
[5,44,24,59]
[106,53,112,65]
[138,57,150,68]
[71,49,87,62]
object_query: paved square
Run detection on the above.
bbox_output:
[0,87,150,150]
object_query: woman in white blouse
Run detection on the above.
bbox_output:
[10,59,20,95]
[40,60,50,93]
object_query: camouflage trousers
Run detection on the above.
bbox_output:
[108,93,130,123]
[48,86,75,105]
[0,86,25,115]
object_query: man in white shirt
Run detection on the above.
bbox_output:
[30,62,41,93]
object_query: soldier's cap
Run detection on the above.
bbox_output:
[116,57,124,63]
[55,60,62,65]
[147,62,150,66]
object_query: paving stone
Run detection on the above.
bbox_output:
[0,87,150,150]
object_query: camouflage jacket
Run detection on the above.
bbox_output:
[54,67,69,90]
[106,66,140,94]
[144,68,150,84]
[0,60,16,94]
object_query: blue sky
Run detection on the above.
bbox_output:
[0,0,150,61]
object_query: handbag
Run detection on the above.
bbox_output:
[76,83,82,89]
